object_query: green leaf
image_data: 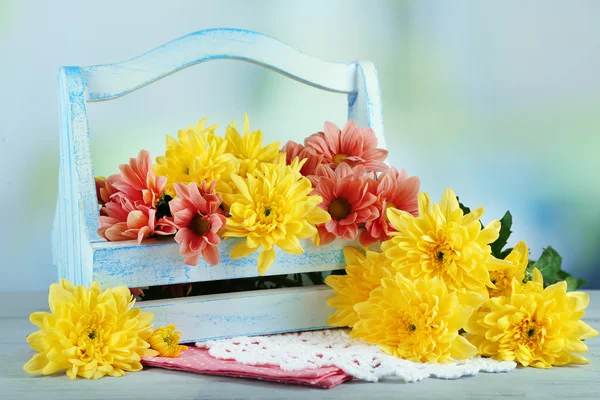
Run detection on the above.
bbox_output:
[490,211,513,257]
[556,270,570,280]
[457,197,471,215]
[533,246,562,286]
[564,276,578,292]
[524,260,535,282]
[524,247,586,290]
[576,279,588,289]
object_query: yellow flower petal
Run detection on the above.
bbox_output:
[278,236,304,255]
[24,279,157,379]
[450,335,478,360]
[149,324,188,358]
[224,161,324,275]
[465,271,597,368]
[257,248,277,275]
[230,240,258,259]
[350,273,480,363]
[325,249,390,328]
[381,189,499,296]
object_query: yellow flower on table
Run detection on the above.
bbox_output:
[325,247,392,328]
[351,273,484,363]
[465,269,598,368]
[24,279,158,379]
[149,324,188,358]
[488,240,529,298]
[381,188,510,297]
[222,158,330,275]
[154,118,240,196]
[225,114,280,177]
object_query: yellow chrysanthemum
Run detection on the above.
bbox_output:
[24,279,158,380]
[154,118,240,196]
[381,188,510,297]
[325,248,392,328]
[351,273,484,363]
[465,269,598,368]
[488,240,529,298]
[149,324,188,358]
[222,158,331,275]
[226,114,280,177]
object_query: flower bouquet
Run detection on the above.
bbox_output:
[36,29,595,383]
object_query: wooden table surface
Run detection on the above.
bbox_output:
[3,291,599,399]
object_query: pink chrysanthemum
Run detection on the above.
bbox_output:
[110,149,166,207]
[281,140,324,177]
[97,150,176,243]
[98,197,172,242]
[310,163,379,245]
[359,168,420,246]
[304,121,388,172]
[165,181,226,266]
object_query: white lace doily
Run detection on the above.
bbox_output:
[197,329,516,383]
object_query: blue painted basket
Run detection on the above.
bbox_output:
[52,28,385,342]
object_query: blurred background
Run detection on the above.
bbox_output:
[0,0,598,292]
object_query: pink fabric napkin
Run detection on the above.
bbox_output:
[142,346,352,389]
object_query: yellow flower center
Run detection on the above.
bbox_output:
[333,153,349,165]
[328,198,351,220]
[489,270,510,297]
[257,201,279,225]
[515,317,542,346]
[77,322,110,363]
[396,314,417,336]
[162,333,177,349]
[430,242,455,271]
[190,215,211,236]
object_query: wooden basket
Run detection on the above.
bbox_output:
[52,28,385,342]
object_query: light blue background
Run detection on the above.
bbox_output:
[0,0,598,292]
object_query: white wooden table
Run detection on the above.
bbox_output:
[3,291,599,399]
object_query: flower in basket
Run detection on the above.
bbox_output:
[381,188,510,297]
[225,114,280,177]
[309,162,379,245]
[24,279,158,379]
[325,247,392,328]
[465,269,598,368]
[97,149,175,242]
[165,180,226,266]
[359,167,420,246]
[94,176,116,206]
[304,120,388,171]
[281,140,324,177]
[110,149,166,207]
[154,118,240,196]
[222,158,330,275]
[351,273,484,363]
[99,195,172,242]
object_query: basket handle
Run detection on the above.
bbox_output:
[58,29,385,246]
[81,28,384,142]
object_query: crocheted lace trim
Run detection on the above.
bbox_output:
[197,329,516,382]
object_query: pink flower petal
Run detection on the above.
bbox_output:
[202,245,220,266]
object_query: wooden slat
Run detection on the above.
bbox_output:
[92,238,353,288]
[136,285,336,342]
